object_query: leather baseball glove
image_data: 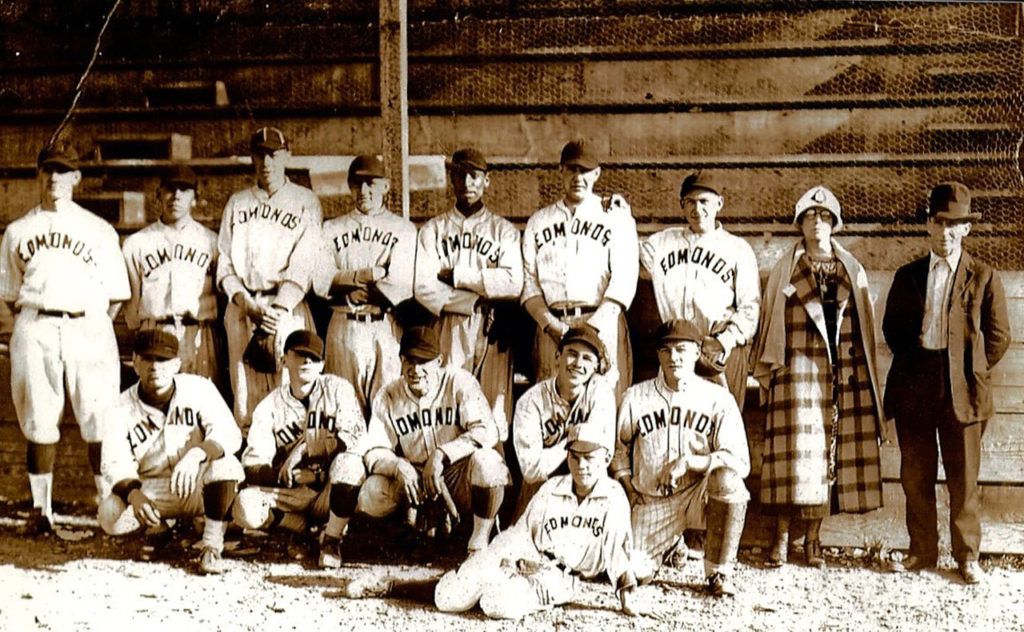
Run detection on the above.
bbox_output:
[243,330,277,374]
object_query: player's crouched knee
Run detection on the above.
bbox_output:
[233,488,271,530]
[706,467,750,504]
[97,494,136,535]
[434,570,478,613]
[478,576,536,620]
[329,452,366,487]
[468,448,510,488]
[203,455,244,484]
[356,474,400,518]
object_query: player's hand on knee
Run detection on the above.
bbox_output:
[395,458,421,505]
[422,450,446,499]
[171,448,205,499]
[128,489,162,528]
[347,288,370,305]
[657,457,688,494]
[291,467,317,486]
[260,305,285,335]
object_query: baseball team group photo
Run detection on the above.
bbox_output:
[1,1,1022,631]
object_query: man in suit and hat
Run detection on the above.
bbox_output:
[883,182,1011,584]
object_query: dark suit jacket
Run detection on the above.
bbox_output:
[882,251,1011,423]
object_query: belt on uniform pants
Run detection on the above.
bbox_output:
[550,305,596,319]
[150,315,205,326]
[341,311,386,322]
[37,309,85,319]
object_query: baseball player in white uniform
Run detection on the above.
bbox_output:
[640,171,760,408]
[512,323,616,517]
[217,127,322,429]
[613,319,750,597]
[0,143,130,534]
[414,149,523,438]
[522,140,638,401]
[344,423,643,620]
[232,330,367,569]
[358,326,510,554]
[122,165,221,383]
[314,155,415,417]
[98,330,243,575]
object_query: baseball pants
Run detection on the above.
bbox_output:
[97,456,244,535]
[224,297,314,430]
[432,309,513,441]
[534,310,631,402]
[324,310,401,419]
[357,448,509,519]
[233,452,366,529]
[138,319,223,387]
[10,309,120,444]
[434,525,577,619]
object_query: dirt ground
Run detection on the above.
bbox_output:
[1,500,1022,632]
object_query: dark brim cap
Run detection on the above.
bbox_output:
[250,126,288,153]
[679,171,723,198]
[448,148,488,172]
[348,155,387,180]
[37,143,80,171]
[400,326,441,364]
[134,330,179,360]
[558,323,607,364]
[160,164,198,190]
[928,181,981,222]
[656,319,704,345]
[284,329,324,361]
[560,140,599,171]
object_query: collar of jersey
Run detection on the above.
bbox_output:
[550,472,614,500]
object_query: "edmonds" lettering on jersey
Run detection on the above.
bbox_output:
[636,406,717,438]
[542,513,606,537]
[236,203,300,230]
[18,231,97,266]
[141,244,212,278]
[534,218,611,250]
[659,245,734,285]
[392,407,460,436]
[439,231,502,265]
[334,227,398,250]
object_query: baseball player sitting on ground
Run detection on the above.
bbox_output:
[639,171,759,410]
[314,155,416,418]
[232,330,367,569]
[0,142,130,535]
[358,326,510,554]
[613,319,750,597]
[521,140,638,402]
[98,330,243,575]
[122,164,222,383]
[414,148,523,439]
[512,323,616,518]
[217,127,322,430]
[344,423,644,620]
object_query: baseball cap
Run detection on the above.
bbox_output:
[794,185,843,232]
[284,329,325,361]
[927,181,980,222]
[679,171,723,198]
[348,155,386,180]
[567,422,607,454]
[448,148,488,172]
[400,326,441,364]
[134,330,179,360]
[37,142,80,172]
[560,140,599,171]
[656,319,704,346]
[160,164,198,191]
[250,127,288,154]
[558,323,607,364]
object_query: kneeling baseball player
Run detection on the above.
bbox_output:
[358,326,509,554]
[613,319,750,596]
[344,423,643,619]
[98,330,243,575]
[232,330,367,568]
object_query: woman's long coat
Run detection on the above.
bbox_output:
[750,239,886,513]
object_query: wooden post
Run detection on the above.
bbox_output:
[379,0,410,219]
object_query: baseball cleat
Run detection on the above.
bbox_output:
[21,511,54,537]
[345,575,393,599]
[197,547,226,575]
[705,572,736,598]
[318,534,343,569]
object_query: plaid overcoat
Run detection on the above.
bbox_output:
[750,240,885,512]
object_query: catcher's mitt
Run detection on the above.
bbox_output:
[243,330,277,374]
[695,335,728,377]
[415,477,460,538]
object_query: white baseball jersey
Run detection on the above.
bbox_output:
[640,224,760,346]
[513,375,616,484]
[522,197,638,309]
[515,474,634,585]
[243,374,366,469]
[0,200,130,313]
[612,375,750,498]
[102,374,242,484]
[415,207,523,316]
[121,218,218,327]
[363,367,498,469]
[217,181,322,298]
[314,207,416,312]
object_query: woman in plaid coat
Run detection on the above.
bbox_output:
[749,186,887,569]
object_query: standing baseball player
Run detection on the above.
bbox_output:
[343,423,644,620]
[98,330,243,574]
[640,171,759,409]
[613,319,750,597]
[358,326,509,554]
[414,148,523,438]
[122,164,221,383]
[512,323,616,517]
[217,126,322,429]
[522,140,638,401]
[232,330,367,569]
[0,142,130,534]
[314,155,415,417]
